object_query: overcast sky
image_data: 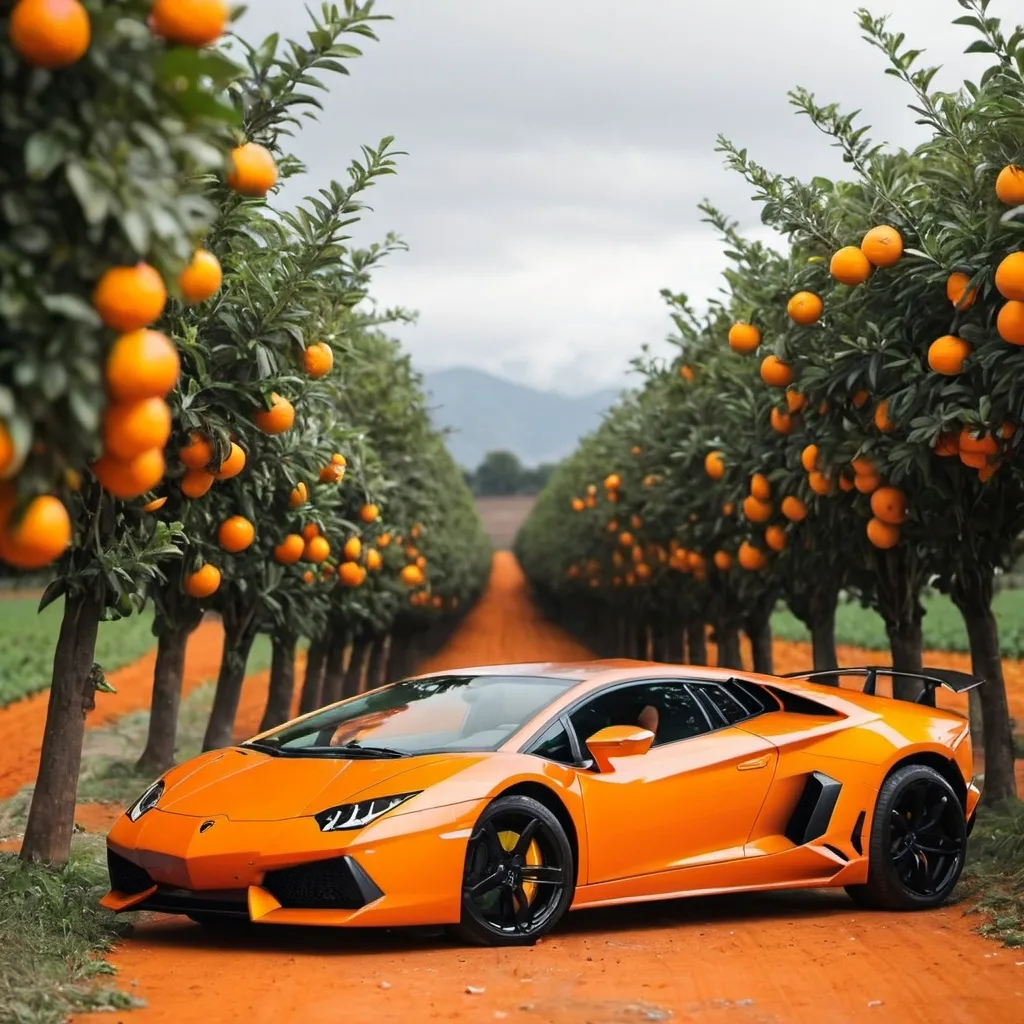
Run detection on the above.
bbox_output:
[235,1,993,395]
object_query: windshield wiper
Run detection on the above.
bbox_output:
[242,740,281,756]
[281,743,408,759]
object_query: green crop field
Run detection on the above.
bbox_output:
[772,588,1024,658]
[0,595,157,708]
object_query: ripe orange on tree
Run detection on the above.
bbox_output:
[218,515,255,553]
[861,225,903,267]
[760,355,793,388]
[808,471,833,496]
[927,335,971,375]
[9,0,90,69]
[787,291,823,325]
[338,562,366,588]
[180,433,214,469]
[704,451,725,479]
[400,564,425,587]
[995,252,1024,301]
[713,551,733,571]
[366,548,383,571]
[742,496,772,523]
[358,503,379,524]
[728,323,761,354]
[934,433,959,457]
[301,522,320,541]
[319,463,344,484]
[0,422,14,478]
[288,482,308,508]
[93,448,166,499]
[946,272,978,311]
[737,541,766,571]
[93,263,167,332]
[304,535,330,564]
[995,165,1024,206]
[749,473,771,501]
[800,444,819,473]
[873,399,896,433]
[150,0,228,47]
[870,486,908,525]
[105,329,180,401]
[227,143,279,197]
[178,249,223,304]
[273,535,305,565]
[764,525,787,552]
[785,390,806,413]
[253,393,294,434]
[142,496,167,513]
[343,537,362,561]
[866,517,900,550]
[571,497,585,512]
[829,247,871,286]
[781,496,807,522]
[770,407,793,434]
[0,492,72,569]
[102,397,172,459]
[304,343,334,379]
[997,300,1024,345]
[180,467,215,499]
[214,442,246,480]
[185,564,221,599]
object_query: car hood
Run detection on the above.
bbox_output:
[157,747,485,822]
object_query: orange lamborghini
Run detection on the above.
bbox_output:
[102,661,982,946]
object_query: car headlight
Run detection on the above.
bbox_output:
[126,780,165,822]
[314,792,419,832]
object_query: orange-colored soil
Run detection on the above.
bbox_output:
[63,553,1022,1024]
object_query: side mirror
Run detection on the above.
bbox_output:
[585,725,654,773]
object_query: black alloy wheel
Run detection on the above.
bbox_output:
[455,794,574,946]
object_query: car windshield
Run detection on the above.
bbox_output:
[248,674,578,757]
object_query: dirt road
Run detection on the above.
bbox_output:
[71,553,1022,1024]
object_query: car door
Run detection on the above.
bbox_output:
[569,679,778,886]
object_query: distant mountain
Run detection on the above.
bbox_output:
[422,368,621,470]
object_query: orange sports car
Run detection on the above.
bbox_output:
[102,661,982,946]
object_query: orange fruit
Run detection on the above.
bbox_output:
[946,272,978,311]
[851,390,869,409]
[185,564,221,599]
[997,300,1024,345]
[338,562,366,588]
[630,515,643,530]
[866,517,900,549]
[304,343,334,379]
[102,397,171,459]
[861,225,903,267]
[214,442,246,480]
[93,263,167,332]
[785,390,806,413]
[302,570,315,584]
[742,495,773,523]
[366,548,382,572]
[0,494,71,569]
[376,533,392,548]
[288,481,308,508]
[760,355,793,388]
[722,503,734,516]
[927,335,971,375]
[93,448,166,499]
[571,497,585,512]
[800,444,819,473]
[273,534,305,565]
[359,503,380,524]
[829,247,871,286]
[959,450,989,469]
[870,486,908,525]
[808,471,833,496]
[618,531,634,548]
[604,473,621,490]
[301,523,320,541]
[142,496,167,513]
[737,542,766,571]
[253,393,294,434]
[713,551,732,571]
[770,407,793,434]
[0,421,14,479]
[105,329,180,401]
[995,165,1024,206]
[586,485,597,497]
[400,564,424,587]
[410,524,423,539]
[180,433,214,470]
[178,249,223,303]
[873,399,895,433]
[750,473,771,501]
[631,445,642,456]
[218,515,255,553]
[150,0,228,46]
[704,451,725,480]
[304,536,330,564]
[180,467,215,498]
[343,537,362,562]
[851,455,876,476]
[765,525,787,553]
[227,142,278,197]
[995,252,1024,301]
[728,323,761,354]
[1001,421,1016,439]
[688,552,706,572]
[934,433,959,457]
[854,472,881,495]
[781,496,807,522]
[9,0,90,68]
[838,470,855,493]
[787,291,824,325]
[679,365,695,382]
[978,463,999,483]
[331,453,348,466]
[319,463,344,484]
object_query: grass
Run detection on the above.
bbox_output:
[961,800,1024,947]
[771,588,1024,657]
[0,597,158,709]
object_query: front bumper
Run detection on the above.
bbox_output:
[100,799,483,928]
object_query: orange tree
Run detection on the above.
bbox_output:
[1,0,242,864]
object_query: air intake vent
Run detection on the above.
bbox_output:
[107,849,153,895]
[784,771,842,846]
[262,855,383,909]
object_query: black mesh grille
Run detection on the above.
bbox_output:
[262,856,372,909]
[107,849,153,895]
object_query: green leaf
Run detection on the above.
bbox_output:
[41,294,101,326]
[24,131,68,181]
[65,163,111,225]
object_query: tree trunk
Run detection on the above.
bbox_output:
[810,604,839,673]
[745,609,774,675]
[259,635,297,733]
[951,569,1017,804]
[202,608,259,752]
[368,634,391,690]
[298,634,328,715]
[343,638,371,698]
[21,589,103,865]
[662,620,685,664]
[321,641,353,706]
[786,579,840,675]
[687,622,707,666]
[136,620,196,776]
[716,623,743,669]
[875,547,926,702]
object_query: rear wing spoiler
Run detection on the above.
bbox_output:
[779,666,983,705]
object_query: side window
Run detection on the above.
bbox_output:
[697,683,752,726]
[569,682,711,749]
[529,720,576,765]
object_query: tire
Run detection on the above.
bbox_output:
[454,794,575,947]
[845,764,966,911]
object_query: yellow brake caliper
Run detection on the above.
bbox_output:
[498,829,542,905]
